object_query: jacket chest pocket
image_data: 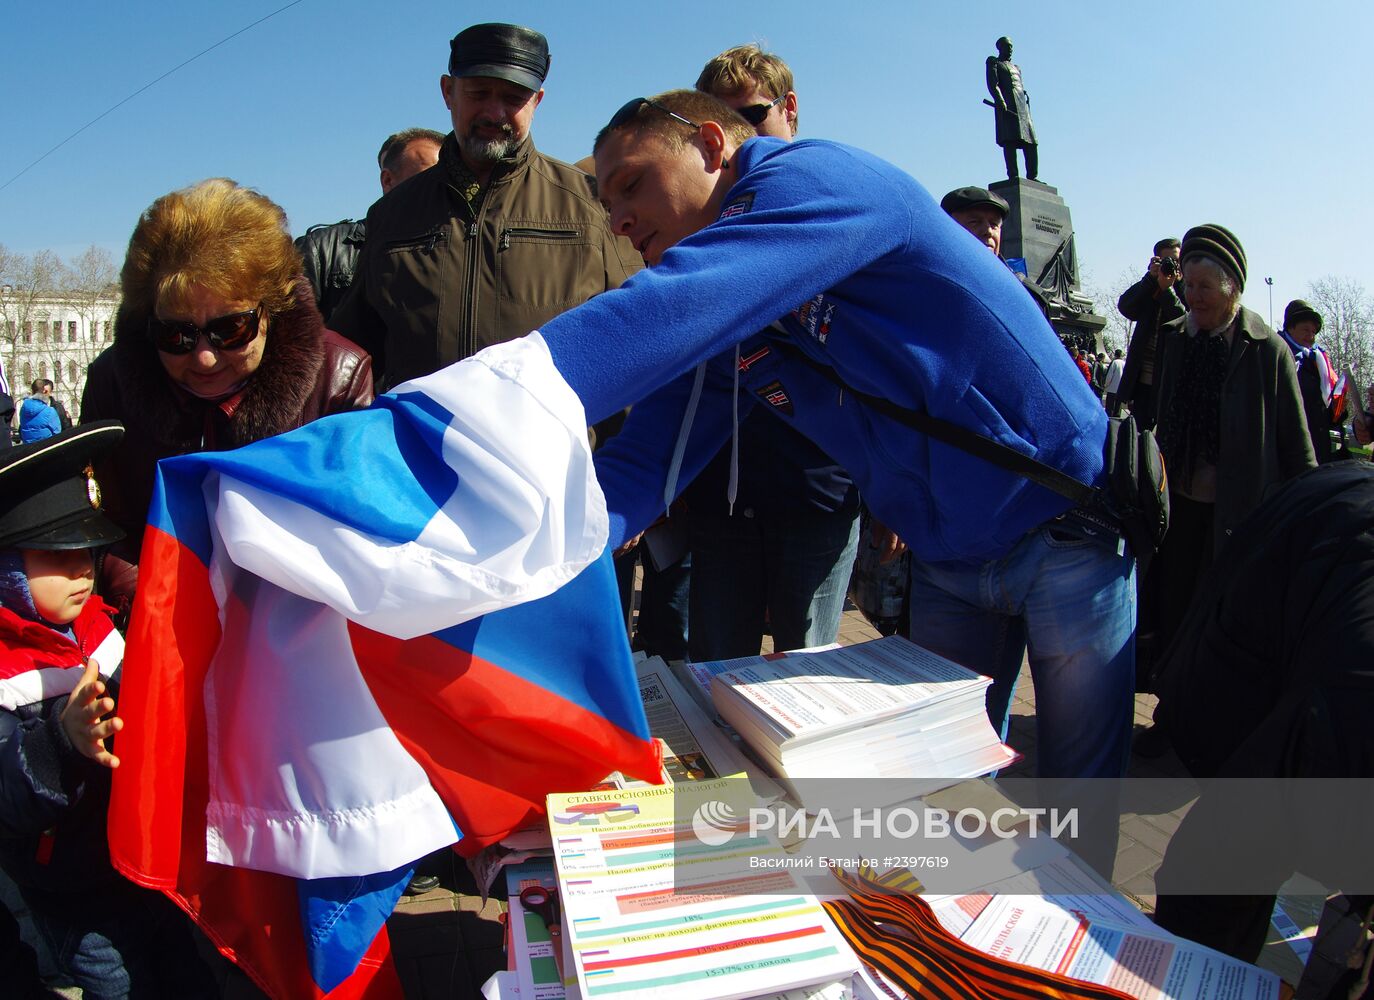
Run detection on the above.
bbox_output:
[378,229,451,315]
[494,223,601,331]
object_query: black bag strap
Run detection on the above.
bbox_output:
[774,342,1098,507]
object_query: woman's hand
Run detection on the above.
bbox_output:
[60,659,122,769]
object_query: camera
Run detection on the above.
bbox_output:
[1158,256,1180,278]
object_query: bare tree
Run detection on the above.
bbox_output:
[1081,266,1140,356]
[0,247,64,392]
[1306,276,1374,389]
[57,245,120,386]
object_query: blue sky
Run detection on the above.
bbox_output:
[2,1,1369,323]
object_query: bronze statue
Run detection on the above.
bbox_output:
[985,37,1038,180]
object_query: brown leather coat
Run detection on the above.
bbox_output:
[80,280,373,608]
[330,133,641,389]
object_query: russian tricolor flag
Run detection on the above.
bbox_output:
[107,335,660,997]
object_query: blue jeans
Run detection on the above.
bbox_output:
[23,880,217,1000]
[616,548,691,661]
[688,507,861,661]
[907,516,1136,779]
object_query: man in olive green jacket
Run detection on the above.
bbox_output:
[331,22,641,390]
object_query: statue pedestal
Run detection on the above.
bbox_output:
[989,178,1077,289]
[990,177,1106,350]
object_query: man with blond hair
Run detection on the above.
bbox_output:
[681,46,860,664]
[695,44,798,139]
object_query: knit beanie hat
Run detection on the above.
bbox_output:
[1283,299,1322,333]
[1181,224,1247,291]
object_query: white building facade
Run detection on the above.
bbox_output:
[1,292,120,415]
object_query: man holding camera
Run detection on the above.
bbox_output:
[1111,238,1188,428]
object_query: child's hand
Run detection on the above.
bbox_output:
[60,659,122,769]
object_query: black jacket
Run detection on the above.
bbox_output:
[295,219,366,324]
[1294,348,1337,464]
[0,602,123,893]
[1157,461,1374,781]
[1113,274,1186,421]
[0,391,12,448]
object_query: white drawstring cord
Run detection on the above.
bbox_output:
[663,362,707,516]
[728,344,740,515]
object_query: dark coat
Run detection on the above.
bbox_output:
[1157,461,1374,782]
[330,133,641,389]
[80,279,374,606]
[295,218,366,324]
[985,57,1036,147]
[1153,306,1316,554]
[0,599,122,892]
[1293,347,1337,464]
[1113,274,1186,422]
[0,391,12,448]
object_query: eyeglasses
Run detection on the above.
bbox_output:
[147,305,262,355]
[606,97,702,133]
[736,94,786,127]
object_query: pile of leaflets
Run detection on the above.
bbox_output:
[708,636,1016,798]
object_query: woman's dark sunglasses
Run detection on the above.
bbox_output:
[737,94,786,126]
[606,97,702,133]
[147,306,262,355]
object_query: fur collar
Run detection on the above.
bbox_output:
[109,279,327,448]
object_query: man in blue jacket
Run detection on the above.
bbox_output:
[537,89,1134,780]
[18,381,60,443]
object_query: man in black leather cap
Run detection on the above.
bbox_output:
[940,186,1051,316]
[331,22,639,390]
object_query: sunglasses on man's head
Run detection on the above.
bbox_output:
[736,93,786,127]
[147,306,262,355]
[606,97,702,133]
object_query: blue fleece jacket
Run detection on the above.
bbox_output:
[540,136,1107,564]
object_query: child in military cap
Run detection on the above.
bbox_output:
[0,422,215,997]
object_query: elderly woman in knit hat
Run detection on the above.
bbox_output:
[1136,225,1315,753]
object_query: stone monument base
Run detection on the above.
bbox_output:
[989,177,1076,291]
[991,177,1105,352]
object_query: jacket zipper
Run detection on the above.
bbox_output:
[384,230,448,254]
[498,227,583,251]
[461,216,480,361]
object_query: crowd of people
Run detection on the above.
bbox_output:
[1,19,1371,999]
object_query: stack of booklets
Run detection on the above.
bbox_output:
[708,636,1016,797]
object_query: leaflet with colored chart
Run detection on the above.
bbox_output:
[507,858,579,1000]
[960,895,1279,1000]
[546,775,859,1000]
